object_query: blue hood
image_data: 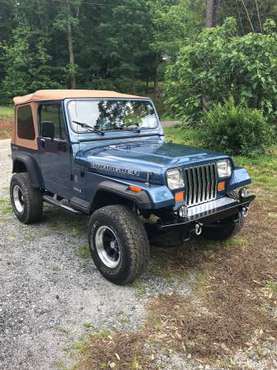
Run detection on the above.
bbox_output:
[75,139,228,184]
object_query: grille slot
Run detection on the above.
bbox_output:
[183,164,217,206]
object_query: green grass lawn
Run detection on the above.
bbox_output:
[164,126,277,194]
[0,105,14,119]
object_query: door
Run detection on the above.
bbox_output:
[37,102,72,198]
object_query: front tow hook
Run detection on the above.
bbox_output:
[194,222,203,236]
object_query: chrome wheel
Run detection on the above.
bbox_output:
[95,226,121,269]
[13,184,24,213]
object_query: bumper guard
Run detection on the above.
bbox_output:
[158,195,255,230]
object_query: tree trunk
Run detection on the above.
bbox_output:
[153,54,160,98]
[206,0,220,27]
[66,0,76,88]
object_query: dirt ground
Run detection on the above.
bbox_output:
[0,120,12,140]
[0,139,276,370]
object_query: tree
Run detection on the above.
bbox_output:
[54,0,82,88]
[1,25,61,98]
[219,0,277,34]
[165,18,277,123]
[206,0,221,27]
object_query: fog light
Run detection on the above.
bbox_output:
[179,206,188,218]
[239,187,249,198]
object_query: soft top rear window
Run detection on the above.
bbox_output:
[17,105,35,140]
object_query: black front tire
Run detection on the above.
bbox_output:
[202,214,244,241]
[10,173,43,224]
[88,205,150,285]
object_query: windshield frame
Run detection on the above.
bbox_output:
[65,97,160,135]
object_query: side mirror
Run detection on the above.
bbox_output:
[41,121,55,139]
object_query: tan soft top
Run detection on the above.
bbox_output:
[13,89,146,106]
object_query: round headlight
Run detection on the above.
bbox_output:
[167,168,184,190]
[217,159,232,178]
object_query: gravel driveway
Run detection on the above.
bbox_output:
[0,139,192,370]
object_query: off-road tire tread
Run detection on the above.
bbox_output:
[89,205,150,285]
[10,173,43,224]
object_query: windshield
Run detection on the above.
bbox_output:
[68,99,159,133]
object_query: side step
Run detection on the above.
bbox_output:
[43,195,81,214]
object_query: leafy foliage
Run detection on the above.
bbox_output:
[165,17,277,125]
[150,0,204,59]
[0,26,62,98]
[219,0,277,34]
[200,98,271,155]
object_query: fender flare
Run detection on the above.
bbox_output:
[92,180,153,210]
[12,153,43,188]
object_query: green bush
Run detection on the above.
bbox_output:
[201,99,271,155]
[165,17,277,126]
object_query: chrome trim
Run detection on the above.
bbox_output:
[183,163,218,207]
[95,226,121,269]
[186,197,236,217]
[13,185,24,214]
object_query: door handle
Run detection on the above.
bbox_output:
[40,138,46,148]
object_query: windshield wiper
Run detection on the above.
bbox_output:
[116,123,141,133]
[73,120,105,136]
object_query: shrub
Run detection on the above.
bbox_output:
[201,99,271,156]
[165,17,277,126]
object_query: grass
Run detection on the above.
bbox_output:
[0,106,13,139]
[265,280,277,294]
[164,126,201,146]
[235,148,277,195]
[0,105,13,119]
[0,197,12,216]
[76,244,91,259]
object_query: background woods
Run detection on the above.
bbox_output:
[0,0,276,99]
[0,0,276,153]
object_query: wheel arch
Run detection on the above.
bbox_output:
[12,154,43,188]
[90,180,152,214]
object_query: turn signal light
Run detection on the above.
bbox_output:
[175,191,184,202]
[217,181,225,192]
[128,185,142,193]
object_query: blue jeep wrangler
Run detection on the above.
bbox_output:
[10,90,255,285]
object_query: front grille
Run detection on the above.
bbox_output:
[183,163,217,206]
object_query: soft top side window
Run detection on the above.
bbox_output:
[17,105,35,140]
[39,103,66,140]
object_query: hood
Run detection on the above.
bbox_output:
[75,139,228,184]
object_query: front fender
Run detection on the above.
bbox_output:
[227,167,251,191]
[93,180,174,210]
[98,180,152,208]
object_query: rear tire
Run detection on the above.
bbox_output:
[88,205,150,285]
[10,173,43,224]
[202,214,244,241]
